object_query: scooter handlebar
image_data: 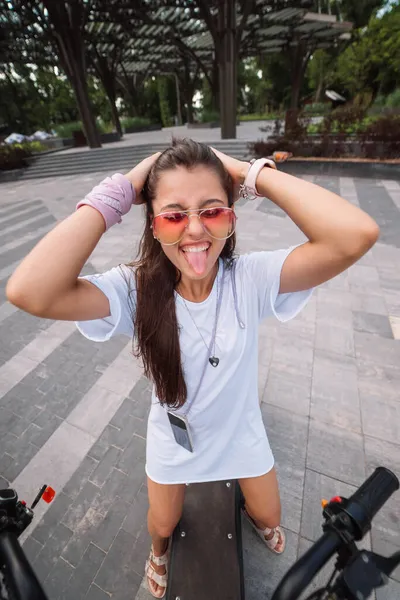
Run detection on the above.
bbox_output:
[271,530,341,600]
[345,466,399,539]
[271,467,399,600]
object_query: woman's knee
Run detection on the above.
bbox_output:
[147,479,185,539]
[149,508,181,538]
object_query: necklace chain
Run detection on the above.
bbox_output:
[179,272,219,362]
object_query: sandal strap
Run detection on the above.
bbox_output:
[146,561,168,587]
[263,527,280,549]
[243,509,284,553]
[150,545,168,566]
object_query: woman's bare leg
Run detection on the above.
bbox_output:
[239,467,284,552]
[146,477,186,596]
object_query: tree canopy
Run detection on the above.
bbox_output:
[0,0,398,144]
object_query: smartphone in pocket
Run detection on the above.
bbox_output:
[167,412,194,453]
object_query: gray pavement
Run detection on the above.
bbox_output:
[58,117,323,154]
[0,172,399,600]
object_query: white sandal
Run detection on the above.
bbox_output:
[145,544,169,598]
[243,508,286,554]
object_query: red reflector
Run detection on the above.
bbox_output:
[330,496,342,504]
[21,500,26,506]
[42,487,56,503]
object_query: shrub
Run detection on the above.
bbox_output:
[386,88,400,109]
[121,116,152,129]
[361,114,400,158]
[320,105,367,136]
[96,120,113,134]
[369,89,400,115]
[303,102,330,115]
[0,141,46,171]
[248,112,400,159]
[363,114,400,140]
[25,141,47,153]
[239,112,283,121]
[53,120,109,138]
[53,121,83,138]
[200,109,220,123]
[260,110,310,141]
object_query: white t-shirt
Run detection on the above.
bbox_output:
[76,249,312,484]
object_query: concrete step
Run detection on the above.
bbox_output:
[19,141,250,180]
[31,146,249,167]
[29,149,248,169]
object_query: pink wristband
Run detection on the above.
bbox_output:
[76,173,135,230]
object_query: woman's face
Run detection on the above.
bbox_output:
[151,165,230,281]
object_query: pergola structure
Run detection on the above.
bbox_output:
[1,1,352,146]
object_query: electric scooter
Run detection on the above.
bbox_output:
[2,467,398,600]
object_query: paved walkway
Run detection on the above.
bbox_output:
[60,121,279,154]
[60,117,322,154]
[0,171,399,600]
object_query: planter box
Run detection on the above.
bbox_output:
[73,130,87,147]
[100,132,121,143]
[124,123,162,133]
[72,130,122,147]
[259,137,399,159]
[279,160,400,180]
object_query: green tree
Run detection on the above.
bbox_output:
[333,4,400,100]
[339,0,387,28]
[157,76,173,127]
[306,50,337,103]
[0,64,80,133]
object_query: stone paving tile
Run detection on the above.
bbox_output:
[351,291,389,316]
[0,172,398,600]
[0,310,55,365]
[355,179,400,248]
[0,198,42,216]
[361,392,400,445]
[0,232,55,271]
[315,319,355,357]
[0,206,50,230]
[311,349,361,433]
[364,435,400,583]
[261,403,308,535]
[257,198,286,218]
[0,332,126,483]
[263,368,311,416]
[307,420,366,486]
[300,469,358,541]
[376,578,400,600]
[243,522,299,600]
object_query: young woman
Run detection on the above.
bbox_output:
[7,139,379,598]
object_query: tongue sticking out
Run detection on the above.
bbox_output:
[184,250,208,275]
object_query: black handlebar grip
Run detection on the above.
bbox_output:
[345,467,399,539]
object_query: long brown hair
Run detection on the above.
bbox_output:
[129,138,236,408]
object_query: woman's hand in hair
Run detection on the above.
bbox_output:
[210,147,250,185]
[125,152,161,205]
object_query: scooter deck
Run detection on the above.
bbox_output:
[166,480,244,600]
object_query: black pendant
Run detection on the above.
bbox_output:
[209,357,219,368]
